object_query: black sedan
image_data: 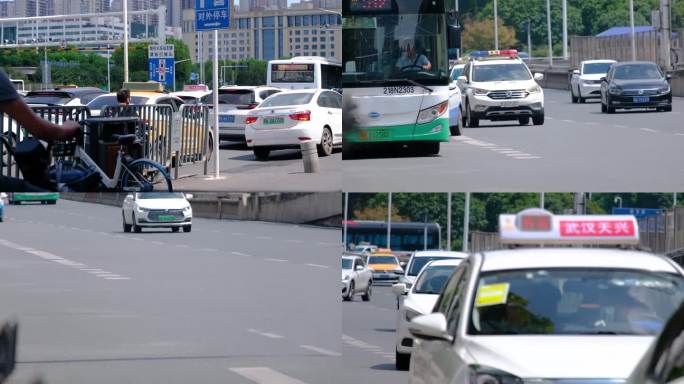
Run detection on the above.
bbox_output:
[600,61,672,113]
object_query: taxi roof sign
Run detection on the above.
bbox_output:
[499,208,639,245]
[123,81,164,93]
[183,84,209,91]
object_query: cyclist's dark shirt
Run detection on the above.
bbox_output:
[0,69,19,103]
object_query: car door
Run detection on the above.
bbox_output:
[354,258,369,290]
[327,91,343,143]
[459,62,471,107]
[411,261,471,384]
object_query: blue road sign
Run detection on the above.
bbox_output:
[149,58,175,88]
[612,207,663,218]
[190,72,198,81]
[195,0,230,31]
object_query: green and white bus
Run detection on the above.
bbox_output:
[342,0,457,155]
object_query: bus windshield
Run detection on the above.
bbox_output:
[343,13,449,87]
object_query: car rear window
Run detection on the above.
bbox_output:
[24,91,73,105]
[87,95,149,109]
[218,89,255,105]
[259,93,314,107]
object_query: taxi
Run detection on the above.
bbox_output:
[408,209,684,384]
[366,249,404,284]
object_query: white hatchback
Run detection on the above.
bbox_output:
[122,192,193,233]
[393,258,463,370]
[244,89,342,160]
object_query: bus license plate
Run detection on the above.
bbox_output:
[360,129,390,140]
[383,86,415,95]
[264,117,284,125]
[158,215,176,221]
[633,96,650,103]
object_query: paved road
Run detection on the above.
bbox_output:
[173,141,341,192]
[342,285,406,384]
[0,199,340,384]
[343,89,684,192]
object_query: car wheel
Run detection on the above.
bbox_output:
[253,147,270,160]
[571,87,578,103]
[601,98,607,113]
[172,227,179,232]
[396,349,411,371]
[317,127,333,156]
[346,281,355,302]
[206,132,214,161]
[361,282,372,302]
[48,200,56,205]
[578,93,585,104]
[418,142,440,156]
[183,225,192,233]
[122,212,131,233]
[532,113,544,125]
[519,117,530,125]
[466,102,479,128]
[664,105,673,112]
[133,217,142,233]
[449,118,462,136]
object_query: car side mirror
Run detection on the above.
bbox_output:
[666,73,672,80]
[449,80,458,90]
[125,194,133,200]
[533,73,544,81]
[0,320,18,380]
[355,265,364,271]
[600,77,607,82]
[392,283,407,296]
[409,313,453,342]
[457,76,467,86]
[400,261,407,268]
[572,69,580,75]
[185,193,194,200]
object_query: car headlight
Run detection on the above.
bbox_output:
[342,275,350,281]
[405,307,422,322]
[468,365,523,384]
[527,85,541,93]
[659,86,671,95]
[416,101,448,124]
[472,87,489,95]
[608,86,622,95]
[136,206,149,212]
[183,206,192,212]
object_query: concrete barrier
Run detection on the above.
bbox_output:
[60,192,342,227]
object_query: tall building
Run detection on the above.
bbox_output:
[167,0,181,27]
[0,1,16,17]
[14,0,50,17]
[182,6,341,63]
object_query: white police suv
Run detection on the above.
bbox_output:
[408,209,684,384]
[458,50,545,127]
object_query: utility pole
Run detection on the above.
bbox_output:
[343,192,348,250]
[423,210,428,251]
[123,0,129,82]
[387,192,392,249]
[546,0,553,66]
[463,193,470,252]
[107,44,111,92]
[527,19,532,61]
[574,192,586,215]
[447,192,452,251]
[540,192,545,209]
[562,0,568,60]
[493,0,499,50]
[659,0,672,70]
[630,0,636,61]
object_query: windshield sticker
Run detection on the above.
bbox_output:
[475,283,510,307]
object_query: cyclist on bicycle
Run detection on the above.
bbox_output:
[0,69,81,191]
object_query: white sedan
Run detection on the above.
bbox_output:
[122,192,193,233]
[393,258,463,370]
[570,59,616,103]
[342,255,373,302]
[408,209,684,384]
[244,89,342,160]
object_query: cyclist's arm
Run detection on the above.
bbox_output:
[0,98,80,141]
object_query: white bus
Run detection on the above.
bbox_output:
[267,56,341,90]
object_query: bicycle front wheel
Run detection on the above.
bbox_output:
[121,159,172,192]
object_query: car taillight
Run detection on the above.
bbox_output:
[245,116,258,124]
[289,110,311,121]
[238,103,258,110]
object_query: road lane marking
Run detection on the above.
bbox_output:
[285,239,304,243]
[299,345,341,357]
[561,119,575,123]
[247,329,284,339]
[200,248,218,252]
[231,251,252,257]
[459,136,542,160]
[255,235,272,240]
[640,128,660,133]
[231,232,247,236]
[131,237,144,241]
[676,133,684,136]
[613,124,628,128]
[175,244,190,248]
[150,241,165,245]
[512,155,542,159]
[0,238,131,281]
[304,263,329,269]
[265,258,288,262]
[228,367,308,384]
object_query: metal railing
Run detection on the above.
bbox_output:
[176,104,210,178]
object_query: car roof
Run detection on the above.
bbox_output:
[412,250,468,258]
[424,259,464,268]
[582,59,617,64]
[272,88,321,95]
[479,248,680,273]
[27,88,104,97]
[172,91,211,97]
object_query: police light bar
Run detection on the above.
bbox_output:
[499,208,639,245]
[470,49,518,58]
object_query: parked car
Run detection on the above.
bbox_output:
[342,255,373,302]
[23,87,107,106]
[244,89,342,159]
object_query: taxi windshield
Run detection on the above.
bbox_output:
[368,256,397,264]
[469,268,684,336]
[342,259,353,269]
[472,63,532,82]
[409,256,460,276]
[414,265,458,294]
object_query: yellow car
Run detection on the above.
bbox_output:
[86,82,215,166]
[366,252,404,283]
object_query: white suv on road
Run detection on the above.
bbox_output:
[458,50,545,127]
[570,59,616,103]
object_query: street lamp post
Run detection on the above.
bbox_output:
[493,0,498,50]
[123,0,129,82]
[546,0,553,67]
[173,58,192,92]
[614,196,623,208]
[562,0,568,60]
[630,0,636,61]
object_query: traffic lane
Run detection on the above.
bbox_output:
[0,208,339,383]
[342,89,684,191]
[6,199,340,266]
[342,286,405,384]
[0,203,338,344]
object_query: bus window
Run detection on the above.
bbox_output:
[321,64,342,89]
